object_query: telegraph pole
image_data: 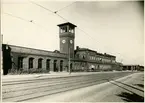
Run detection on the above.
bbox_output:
[1,34,3,75]
[1,34,3,44]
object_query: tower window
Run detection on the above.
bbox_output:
[60,29,63,33]
[64,27,67,32]
[69,28,74,33]
[61,27,67,33]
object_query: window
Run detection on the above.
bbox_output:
[69,28,74,33]
[29,58,34,69]
[76,54,79,58]
[100,58,102,61]
[38,58,43,68]
[46,59,50,70]
[83,55,85,59]
[60,29,63,33]
[54,60,58,72]
[90,56,92,60]
[64,27,67,32]
[61,26,67,33]
[18,57,23,69]
[60,60,63,72]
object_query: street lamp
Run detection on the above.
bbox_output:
[68,47,71,74]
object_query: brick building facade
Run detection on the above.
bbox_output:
[2,22,122,74]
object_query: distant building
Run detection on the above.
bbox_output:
[122,65,144,71]
[2,22,122,75]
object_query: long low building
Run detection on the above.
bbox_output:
[122,65,144,71]
[2,22,122,75]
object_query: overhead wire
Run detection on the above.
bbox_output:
[2,12,58,36]
[54,1,76,13]
[29,0,54,14]
[4,1,100,51]
[28,1,99,49]
[3,12,32,23]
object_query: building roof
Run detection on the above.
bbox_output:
[75,47,116,58]
[2,44,67,58]
[57,22,77,27]
[123,64,141,66]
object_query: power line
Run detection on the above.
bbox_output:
[76,27,98,44]
[28,0,71,22]
[3,12,32,23]
[54,14,99,46]
[54,1,76,13]
[28,1,98,43]
[7,1,99,49]
[55,13,69,22]
[29,0,55,14]
[56,14,99,48]
[55,15,101,49]
[2,12,58,36]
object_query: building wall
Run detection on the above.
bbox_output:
[2,44,68,74]
[73,49,117,72]
[10,52,68,73]
[122,65,144,71]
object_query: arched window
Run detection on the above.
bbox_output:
[54,60,57,72]
[29,58,34,69]
[60,60,63,72]
[83,55,85,59]
[38,58,43,68]
[18,57,23,69]
[46,59,50,70]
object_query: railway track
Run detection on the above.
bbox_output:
[2,72,134,102]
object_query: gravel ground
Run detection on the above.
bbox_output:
[28,72,144,102]
[2,71,141,102]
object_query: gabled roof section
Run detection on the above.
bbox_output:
[57,22,77,27]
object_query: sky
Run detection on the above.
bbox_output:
[1,0,144,66]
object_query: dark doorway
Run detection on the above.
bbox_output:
[60,60,63,72]
[46,59,50,72]
[53,60,58,72]
[70,63,72,71]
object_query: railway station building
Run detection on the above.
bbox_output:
[2,22,122,75]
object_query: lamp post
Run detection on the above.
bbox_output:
[68,47,71,74]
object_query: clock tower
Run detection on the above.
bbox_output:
[57,22,77,58]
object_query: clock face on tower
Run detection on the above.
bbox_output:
[62,40,66,44]
[70,40,73,44]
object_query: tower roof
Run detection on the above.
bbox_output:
[57,22,77,27]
